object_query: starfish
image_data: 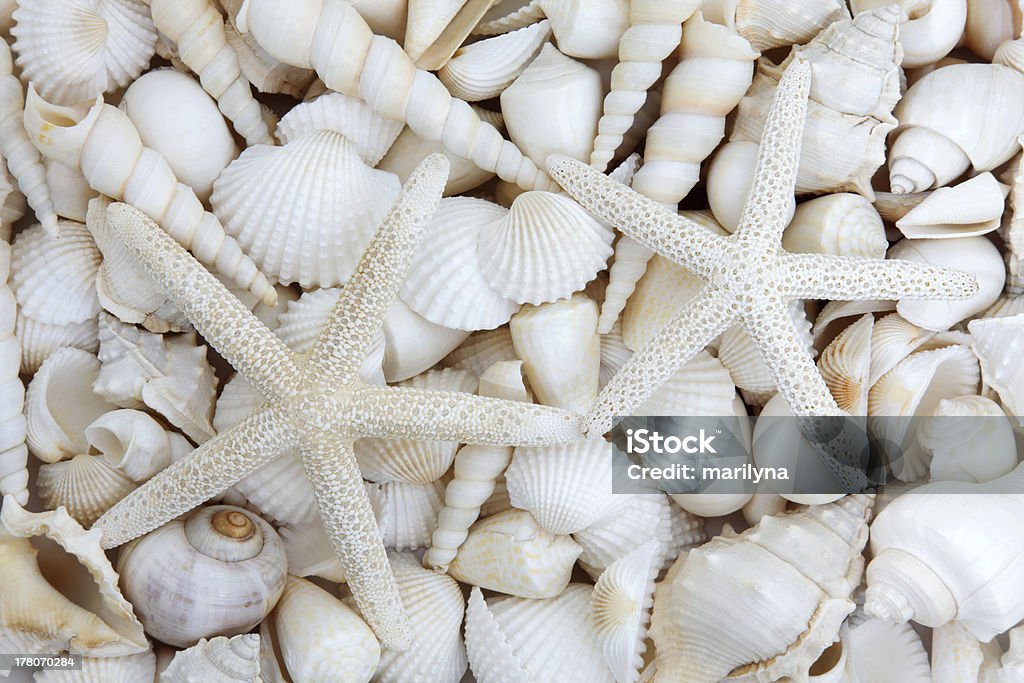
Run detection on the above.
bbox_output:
[92,156,583,649]
[547,59,979,437]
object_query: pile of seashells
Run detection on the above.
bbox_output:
[1,0,1024,681]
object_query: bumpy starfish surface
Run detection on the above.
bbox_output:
[548,59,979,437]
[92,156,583,649]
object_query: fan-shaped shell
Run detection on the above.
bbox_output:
[371,480,447,552]
[478,191,614,305]
[11,221,101,326]
[869,313,937,387]
[634,350,738,417]
[443,327,519,376]
[276,92,404,166]
[621,254,704,351]
[37,453,137,527]
[818,314,873,415]
[11,0,157,105]
[439,20,551,101]
[844,618,931,683]
[160,634,262,683]
[211,130,402,288]
[783,193,888,258]
[16,315,98,375]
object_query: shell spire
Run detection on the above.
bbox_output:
[236,0,557,192]
[150,0,276,147]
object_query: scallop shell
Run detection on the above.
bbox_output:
[869,312,938,387]
[591,540,660,683]
[439,20,551,101]
[844,618,931,683]
[10,220,101,326]
[0,498,148,658]
[37,651,157,682]
[275,92,404,166]
[159,634,261,683]
[448,508,582,598]
[211,130,402,288]
[11,0,157,105]
[621,254,704,351]
[783,193,888,258]
[478,190,614,305]
[464,584,616,683]
[634,350,738,417]
[25,347,113,463]
[812,299,895,348]
[917,394,1018,483]
[94,314,217,443]
[404,0,497,70]
[382,298,470,383]
[818,314,873,415]
[896,172,1010,239]
[401,197,521,331]
[968,313,1024,421]
[16,314,99,375]
[443,327,519,376]
[600,321,632,390]
[37,453,136,527]
[371,480,447,552]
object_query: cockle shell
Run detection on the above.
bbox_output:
[895,172,1010,239]
[160,634,261,683]
[371,479,447,552]
[94,314,217,443]
[818,314,873,415]
[37,651,157,682]
[843,617,931,683]
[621,254,703,351]
[117,505,287,648]
[448,508,582,598]
[37,454,137,527]
[889,64,1024,194]
[0,498,148,659]
[501,44,603,167]
[443,326,519,377]
[591,540,660,683]
[259,577,379,683]
[16,314,99,375]
[465,584,616,683]
[11,0,157,105]
[120,69,239,204]
[211,129,401,288]
[634,350,739,417]
[701,0,850,52]
[783,194,888,258]
[401,197,520,331]
[25,347,114,463]
[276,91,403,166]
[10,220,100,327]
[509,293,600,413]
[969,313,1024,422]
[404,0,498,70]
[917,394,1018,483]
[439,20,551,102]
[868,312,936,386]
[650,495,873,683]
[478,191,614,305]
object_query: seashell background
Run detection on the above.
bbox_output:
[0,0,1023,681]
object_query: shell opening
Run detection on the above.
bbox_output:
[809,639,845,678]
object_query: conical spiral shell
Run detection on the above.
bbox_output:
[160,633,262,683]
[276,92,403,165]
[896,172,1009,239]
[10,221,100,326]
[11,0,157,105]
[783,193,888,258]
[917,394,1018,484]
[439,20,551,102]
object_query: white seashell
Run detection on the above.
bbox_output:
[0,157,28,240]
[707,141,785,233]
[150,0,275,146]
[965,0,1022,61]
[473,0,545,35]
[888,236,1005,331]
[889,64,1024,194]
[868,312,937,387]
[591,540,660,683]
[600,321,632,390]
[465,583,616,683]
[401,197,520,331]
[896,172,1010,239]
[23,90,277,305]
[439,20,551,102]
[650,495,873,683]
[506,437,620,535]
[741,490,789,526]
[382,298,470,382]
[477,359,532,402]
[443,326,519,377]
[212,130,401,288]
[120,69,240,204]
[371,480,447,552]
[634,350,738,417]
[701,0,850,52]
[501,44,603,167]
[448,508,582,598]
[404,0,500,70]
[621,253,704,351]
[16,314,99,376]
[369,552,468,683]
[812,299,895,348]
[818,314,874,415]
[26,347,114,463]
[852,0,966,68]
[11,0,157,105]
[509,293,600,412]
[37,453,137,527]
[0,498,148,658]
[260,577,379,683]
[10,221,100,326]
[865,467,1024,641]
[276,92,403,165]
[917,394,1018,483]
[160,633,262,683]
[347,0,409,40]
[37,651,157,682]
[784,194,888,258]
[117,505,287,648]
[0,238,27,505]
[223,17,316,99]
[844,618,931,683]
[45,158,97,223]
[94,315,217,443]
[969,313,1024,422]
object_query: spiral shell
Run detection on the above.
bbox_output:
[439,20,551,102]
[783,193,888,258]
[852,0,967,68]
[223,16,316,99]
[703,0,849,51]
[895,171,1009,239]
[161,633,262,683]
[917,394,1018,483]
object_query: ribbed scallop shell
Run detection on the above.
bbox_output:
[211,130,401,288]
[869,313,937,387]
[478,191,614,305]
[37,453,137,527]
[506,438,621,535]
[600,321,632,390]
[591,540,660,683]
[160,634,261,683]
[718,301,814,401]
[449,508,582,599]
[845,618,931,683]
[370,480,447,552]
[371,552,468,683]
[37,651,156,682]
[11,0,157,105]
[439,20,551,101]
[819,314,873,415]
[634,350,737,417]
[443,327,519,376]
[276,92,404,166]
[465,584,616,683]
[783,193,888,258]
[401,197,521,331]
[11,221,100,325]
[16,315,98,375]
[968,314,1024,420]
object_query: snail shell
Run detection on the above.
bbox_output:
[159,633,261,683]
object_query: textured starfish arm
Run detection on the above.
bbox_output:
[734,59,812,248]
[297,433,410,650]
[94,404,292,548]
[345,385,584,446]
[745,299,840,417]
[546,155,725,270]
[781,253,980,301]
[307,155,449,384]
[586,287,733,437]
[105,203,301,400]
